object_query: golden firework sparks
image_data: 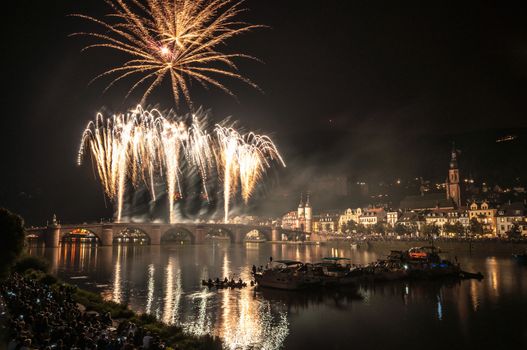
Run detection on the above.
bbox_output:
[78,106,285,223]
[71,0,262,106]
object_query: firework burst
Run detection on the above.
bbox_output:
[78,106,285,223]
[71,0,262,107]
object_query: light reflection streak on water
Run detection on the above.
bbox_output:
[486,257,499,299]
[437,293,443,321]
[80,244,86,270]
[163,256,182,324]
[470,279,480,311]
[146,264,155,314]
[112,245,122,303]
[183,267,212,337]
[220,267,289,350]
[220,253,232,344]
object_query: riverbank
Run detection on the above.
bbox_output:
[1,269,221,349]
[362,239,527,254]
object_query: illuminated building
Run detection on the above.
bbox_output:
[338,208,363,232]
[468,200,497,235]
[359,207,387,227]
[496,202,527,237]
[312,211,340,233]
[397,212,425,234]
[387,211,400,227]
[281,211,298,230]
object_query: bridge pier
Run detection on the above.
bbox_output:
[233,229,243,244]
[149,226,161,245]
[271,227,280,241]
[194,227,206,244]
[44,225,61,248]
[100,227,114,246]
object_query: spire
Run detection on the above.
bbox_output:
[450,142,458,169]
[298,192,304,208]
[305,192,310,207]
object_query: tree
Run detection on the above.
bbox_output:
[442,223,455,236]
[407,223,418,236]
[469,218,483,236]
[452,222,465,237]
[422,223,439,237]
[373,222,386,235]
[507,223,522,240]
[394,223,408,236]
[345,220,358,234]
[0,208,25,278]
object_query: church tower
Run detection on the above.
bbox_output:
[304,192,312,233]
[446,144,461,208]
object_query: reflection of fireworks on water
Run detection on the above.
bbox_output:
[78,106,285,223]
[71,0,261,106]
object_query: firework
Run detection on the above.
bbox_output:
[71,0,262,106]
[78,106,285,223]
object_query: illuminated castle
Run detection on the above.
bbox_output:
[296,193,312,232]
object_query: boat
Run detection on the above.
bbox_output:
[400,246,461,278]
[202,279,247,289]
[512,252,527,263]
[311,257,355,286]
[349,246,481,282]
[458,271,484,280]
[254,260,321,290]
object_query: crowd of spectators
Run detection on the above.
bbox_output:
[2,273,167,349]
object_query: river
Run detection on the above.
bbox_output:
[29,242,527,349]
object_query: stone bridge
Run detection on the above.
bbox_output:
[26,222,320,248]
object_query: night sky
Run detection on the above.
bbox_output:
[3,1,527,224]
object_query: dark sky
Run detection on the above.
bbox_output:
[3,1,527,224]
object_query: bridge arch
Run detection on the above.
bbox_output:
[113,227,150,245]
[161,227,194,244]
[205,226,234,243]
[244,228,269,242]
[61,228,100,245]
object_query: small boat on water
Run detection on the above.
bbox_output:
[202,279,247,289]
[512,252,527,263]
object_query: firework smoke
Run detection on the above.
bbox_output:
[78,106,285,223]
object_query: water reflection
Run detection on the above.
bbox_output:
[146,264,155,314]
[28,243,527,349]
[112,245,122,303]
[163,256,182,324]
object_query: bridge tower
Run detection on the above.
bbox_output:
[305,192,312,233]
[45,218,61,248]
[271,226,280,241]
[297,193,305,231]
[100,226,114,246]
